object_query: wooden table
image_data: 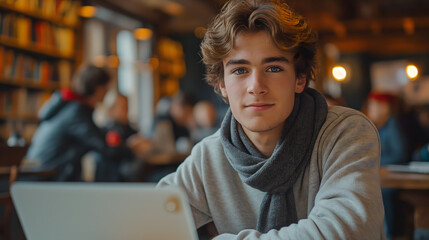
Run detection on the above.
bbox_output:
[143,153,188,165]
[380,167,429,231]
[0,161,57,180]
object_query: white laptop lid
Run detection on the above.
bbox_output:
[11,182,198,240]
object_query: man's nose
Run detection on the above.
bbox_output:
[247,71,268,95]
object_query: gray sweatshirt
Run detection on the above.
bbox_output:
[158,106,385,239]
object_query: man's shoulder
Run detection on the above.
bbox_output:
[188,130,225,158]
[326,106,373,124]
[194,130,222,148]
[322,105,377,135]
[327,105,364,118]
[180,130,228,172]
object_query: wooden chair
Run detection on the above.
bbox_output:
[0,145,27,240]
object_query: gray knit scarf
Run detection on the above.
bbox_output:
[220,88,327,233]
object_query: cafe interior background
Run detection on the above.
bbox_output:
[0,0,429,239]
[0,0,428,143]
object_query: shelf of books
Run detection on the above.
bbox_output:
[0,0,80,144]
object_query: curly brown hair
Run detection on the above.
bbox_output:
[200,0,318,100]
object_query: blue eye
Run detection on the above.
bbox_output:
[267,66,282,72]
[232,68,247,75]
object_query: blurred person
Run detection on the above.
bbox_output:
[191,101,219,143]
[154,96,172,120]
[104,94,137,141]
[151,91,197,154]
[146,92,197,182]
[25,65,134,181]
[365,92,408,165]
[365,91,409,240]
[96,93,152,181]
[105,93,152,156]
[157,0,384,239]
[411,104,429,162]
[168,91,198,149]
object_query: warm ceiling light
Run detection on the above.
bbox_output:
[332,66,347,81]
[134,28,152,40]
[80,6,97,18]
[162,2,184,16]
[406,64,418,80]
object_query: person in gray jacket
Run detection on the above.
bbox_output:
[158,0,385,239]
[26,65,134,181]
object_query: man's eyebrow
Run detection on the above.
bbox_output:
[225,59,250,67]
[262,56,290,64]
[224,57,290,67]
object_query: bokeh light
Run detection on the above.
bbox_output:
[332,66,347,81]
[406,64,418,80]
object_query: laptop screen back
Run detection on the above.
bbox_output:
[11,182,197,240]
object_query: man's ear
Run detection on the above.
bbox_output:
[220,80,228,98]
[295,75,306,93]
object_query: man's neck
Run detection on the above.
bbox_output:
[242,124,284,158]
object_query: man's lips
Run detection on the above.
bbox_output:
[245,103,274,111]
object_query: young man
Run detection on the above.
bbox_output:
[158,0,384,239]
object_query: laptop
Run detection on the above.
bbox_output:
[11,182,198,240]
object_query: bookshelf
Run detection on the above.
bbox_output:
[157,38,186,98]
[0,0,81,143]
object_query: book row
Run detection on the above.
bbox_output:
[0,12,75,55]
[0,46,72,87]
[0,88,51,118]
[0,0,80,25]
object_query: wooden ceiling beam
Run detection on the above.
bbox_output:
[91,0,169,27]
[322,34,429,55]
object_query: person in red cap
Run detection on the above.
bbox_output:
[365,91,409,239]
[26,64,134,181]
[365,91,408,165]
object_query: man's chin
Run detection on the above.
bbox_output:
[241,123,278,134]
